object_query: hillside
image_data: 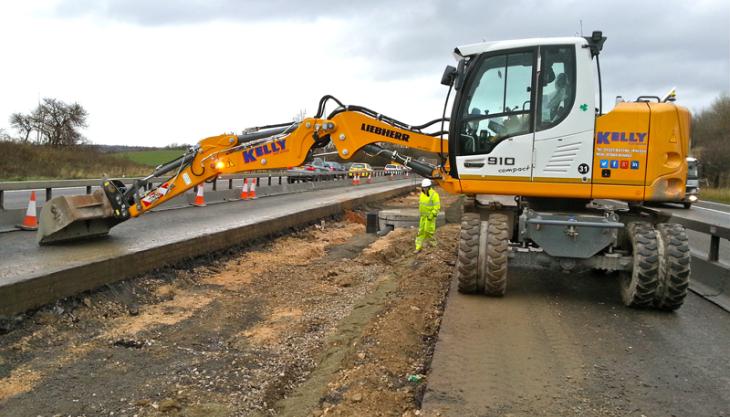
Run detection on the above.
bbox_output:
[0,142,151,180]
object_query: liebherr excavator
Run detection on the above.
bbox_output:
[39,32,692,310]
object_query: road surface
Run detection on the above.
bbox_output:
[423,268,730,417]
[0,179,413,283]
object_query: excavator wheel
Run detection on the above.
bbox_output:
[620,222,660,308]
[654,223,691,311]
[456,213,480,294]
[483,213,509,296]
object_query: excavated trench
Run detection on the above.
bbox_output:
[0,189,462,417]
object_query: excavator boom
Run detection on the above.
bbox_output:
[37,98,450,244]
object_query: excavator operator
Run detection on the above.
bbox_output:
[415,178,441,253]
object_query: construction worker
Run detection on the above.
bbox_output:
[415,178,440,252]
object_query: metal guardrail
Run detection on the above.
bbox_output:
[667,210,730,311]
[0,169,399,210]
[668,215,729,264]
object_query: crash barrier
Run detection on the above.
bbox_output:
[668,214,730,311]
[0,170,408,231]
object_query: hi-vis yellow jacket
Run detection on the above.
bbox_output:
[419,188,440,219]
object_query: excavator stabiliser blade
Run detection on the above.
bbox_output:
[37,181,128,245]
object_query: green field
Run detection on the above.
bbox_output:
[701,188,730,205]
[114,149,187,167]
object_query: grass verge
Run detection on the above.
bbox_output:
[0,142,150,180]
[113,149,186,166]
[701,188,730,205]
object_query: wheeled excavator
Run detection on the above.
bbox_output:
[38,32,692,311]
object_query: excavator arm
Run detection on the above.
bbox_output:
[37,97,451,244]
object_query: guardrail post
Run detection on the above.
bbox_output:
[279,176,282,185]
[228,178,233,190]
[212,180,217,191]
[709,235,720,262]
[0,190,4,210]
[45,188,52,202]
[86,186,92,194]
[268,177,272,186]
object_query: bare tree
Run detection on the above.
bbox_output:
[0,127,11,142]
[9,98,88,146]
[9,113,34,142]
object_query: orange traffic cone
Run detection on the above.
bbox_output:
[366,174,373,184]
[250,179,257,199]
[192,185,206,207]
[353,174,360,185]
[18,191,38,230]
[240,179,250,200]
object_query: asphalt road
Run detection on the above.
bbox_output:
[423,269,730,417]
[0,177,297,210]
[0,179,414,283]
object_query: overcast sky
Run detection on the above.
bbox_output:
[1,0,728,146]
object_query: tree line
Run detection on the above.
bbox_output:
[692,94,729,188]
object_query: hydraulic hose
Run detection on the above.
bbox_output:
[361,144,436,178]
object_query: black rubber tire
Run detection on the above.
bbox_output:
[620,222,660,308]
[484,213,509,296]
[654,223,691,311]
[456,213,480,294]
[683,202,692,209]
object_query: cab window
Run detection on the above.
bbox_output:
[537,45,576,130]
[459,50,534,156]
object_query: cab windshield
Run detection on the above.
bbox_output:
[459,51,534,155]
[687,163,699,179]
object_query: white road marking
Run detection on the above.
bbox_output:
[694,206,730,217]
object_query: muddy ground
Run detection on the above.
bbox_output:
[0,189,461,417]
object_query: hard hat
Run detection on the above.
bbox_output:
[421,178,432,188]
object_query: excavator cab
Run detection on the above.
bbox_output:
[445,36,597,198]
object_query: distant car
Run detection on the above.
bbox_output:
[348,162,373,178]
[384,163,404,175]
[287,159,330,182]
[323,161,347,177]
[682,157,700,208]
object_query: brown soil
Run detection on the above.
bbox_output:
[0,188,461,417]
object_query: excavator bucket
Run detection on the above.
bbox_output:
[37,190,121,245]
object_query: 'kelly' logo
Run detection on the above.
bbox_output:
[243,139,287,163]
[596,131,648,145]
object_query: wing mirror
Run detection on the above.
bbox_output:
[441,65,457,86]
[441,59,466,91]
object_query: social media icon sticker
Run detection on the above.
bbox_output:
[600,160,609,168]
[620,160,629,169]
[630,161,640,169]
[610,160,619,169]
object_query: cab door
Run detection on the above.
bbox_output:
[452,49,536,182]
[531,44,595,189]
